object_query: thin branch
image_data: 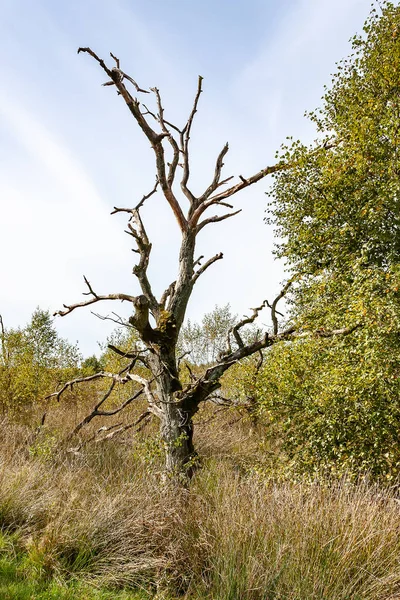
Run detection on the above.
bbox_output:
[112,179,159,213]
[230,300,269,349]
[71,380,118,436]
[0,314,9,365]
[97,412,151,441]
[198,142,229,202]
[192,252,223,284]
[113,204,159,312]
[196,405,232,427]
[180,75,203,204]
[142,104,182,134]
[196,209,242,233]
[255,349,264,374]
[54,276,136,317]
[193,255,204,268]
[128,373,162,417]
[101,52,150,93]
[68,412,152,453]
[91,311,133,329]
[77,47,113,76]
[0,314,5,339]
[268,278,295,335]
[177,350,191,370]
[185,363,197,382]
[107,344,144,360]
[151,87,180,187]
[46,370,137,402]
[207,161,289,204]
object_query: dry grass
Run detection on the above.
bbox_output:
[1,411,400,599]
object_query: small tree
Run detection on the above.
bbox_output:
[179,304,238,366]
[51,47,342,478]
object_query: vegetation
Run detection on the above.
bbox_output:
[1,2,400,597]
[1,416,400,600]
[0,309,80,415]
[260,0,400,479]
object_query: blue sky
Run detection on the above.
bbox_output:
[0,0,371,356]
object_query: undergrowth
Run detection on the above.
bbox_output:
[1,412,400,599]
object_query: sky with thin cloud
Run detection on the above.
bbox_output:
[0,0,371,356]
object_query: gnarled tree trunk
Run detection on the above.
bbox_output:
[49,47,338,479]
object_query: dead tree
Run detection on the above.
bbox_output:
[51,49,335,478]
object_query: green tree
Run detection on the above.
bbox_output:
[0,309,80,412]
[262,1,400,479]
[179,305,237,365]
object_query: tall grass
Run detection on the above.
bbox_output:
[1,414,400,599]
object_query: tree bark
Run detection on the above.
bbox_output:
[160,402,196,478]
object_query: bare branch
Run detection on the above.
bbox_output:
[78,47,187,232]
[192,252,223,285]
[159,282,176,310]
[198,142,230,202]
[108,344,142,360]
[97,411,151,441]
[71,380,117,436]
[196,405,233,427]
[151,87,180,187]
[92,311,133,329]
[180,75,203,204]
[142,104,182,134]
[255,349,264,374]
[100,52,150,93]
[177,350,191,370]
[208,161,289,204]
[196,209,242,233]
[230,300,269,349]
[109,52,120,69]
[113,204,159,312]
[77,47,113,76]
[193,255,204,268]
[268,278,295,335]
[313,323,362,338]
[112,179,159,214]
[46,370,139,402]
[70,421,123,452]
[107,372,157,413]
[54,276,136,317]
[189,196,235,228]
[0,314,8,365]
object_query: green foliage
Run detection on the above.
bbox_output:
[0,308,80,412]
[262,1,400,479]
[256,334,400,479]
[81,355,105,375]
[269,1,400,279]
